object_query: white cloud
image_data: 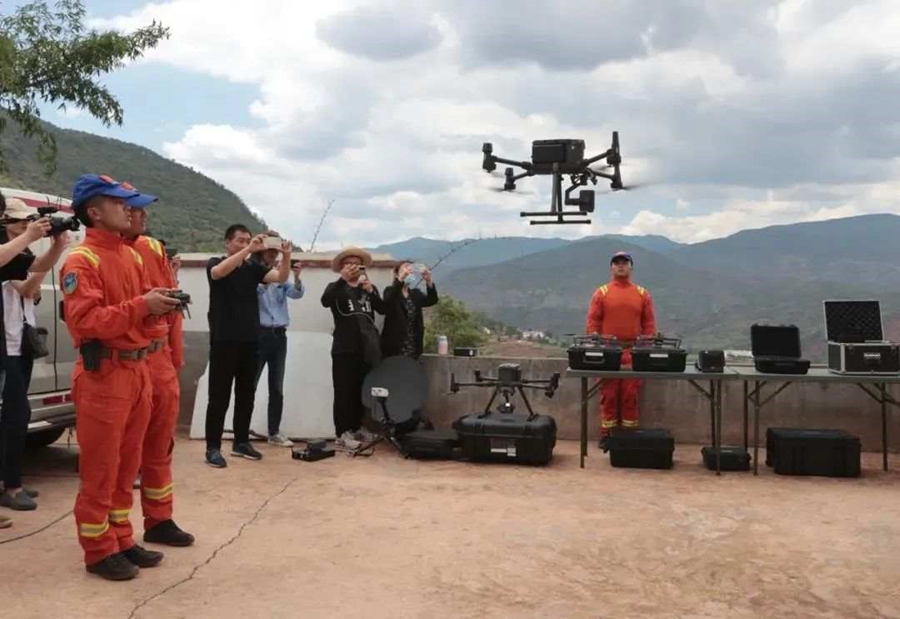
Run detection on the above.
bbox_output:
[91,0,900,247]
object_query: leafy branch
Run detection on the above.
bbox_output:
[0,0,170,174]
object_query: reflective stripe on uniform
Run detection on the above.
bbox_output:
[599,285,608,295]
[636,286,646,296]
[147,238,164,257]
[109,509,130,524]
[128,247,143,266]
[142,483,173,501]
[621,419,640,427]
[79,520,110,538]
[69,247,100,268]
[601,419,618,428]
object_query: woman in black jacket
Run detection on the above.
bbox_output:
[380,261,438,360]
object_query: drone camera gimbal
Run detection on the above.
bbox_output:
[481,132,625,225]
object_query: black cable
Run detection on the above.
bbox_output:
[0,509,72,545]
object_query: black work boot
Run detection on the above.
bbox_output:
[598,436,609,453]
[86,553,139,581]
[144,519,195,547]
[122,544,164,568]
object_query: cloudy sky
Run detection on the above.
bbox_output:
[43,0,900,249]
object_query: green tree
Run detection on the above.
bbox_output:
[424,295,487,353]
[0,0,169,173]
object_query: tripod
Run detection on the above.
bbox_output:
[351,394,407,458]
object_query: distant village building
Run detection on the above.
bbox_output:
[522,330,547,341]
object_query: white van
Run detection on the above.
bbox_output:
[1,187,82,448]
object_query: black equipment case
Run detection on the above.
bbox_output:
[568,335,622,371]
[696,350,725,373]
[701,446,750,471]
[750,324,811,375]
[765,427,861,477]
[631,334,687,372]
[607,428,674,469]
[399,429,460,460]
[824,300,900,375]
[453,412,557,465]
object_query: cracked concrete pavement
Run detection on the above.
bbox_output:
[3,437,900,619]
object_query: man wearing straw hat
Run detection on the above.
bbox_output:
[321,247,386,449]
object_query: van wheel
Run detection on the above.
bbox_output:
[26,427,67,449]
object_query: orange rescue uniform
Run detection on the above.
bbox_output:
[60,228,154,566]
[128,235,183,532]
[585,279,657,435]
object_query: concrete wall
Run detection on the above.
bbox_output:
[419,355,900,453]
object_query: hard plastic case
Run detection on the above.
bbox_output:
[766,427,861,477]
[607,428,674,470]
[453,412,557,465]
[750,324,811,375]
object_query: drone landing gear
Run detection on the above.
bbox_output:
[520,170,593,225]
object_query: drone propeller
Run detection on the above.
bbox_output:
[611,181,647,191]
[489,186,537,195]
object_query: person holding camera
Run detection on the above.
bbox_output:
[321,248,386,450]
[0,198,68,516]
[380,261,438,360]
[204,225,291,468]
[255,235,304,448]
[121,184,194,548]
[61,174,183,581]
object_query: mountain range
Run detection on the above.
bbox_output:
[4,120,896,359]
[379,215,900,361]
[0,118,266,251]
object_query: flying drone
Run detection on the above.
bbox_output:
[481,132,634,225]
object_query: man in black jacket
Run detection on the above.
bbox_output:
[381,261,438,360]
[320,247,385,450]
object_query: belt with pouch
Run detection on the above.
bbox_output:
[92,338,166,361]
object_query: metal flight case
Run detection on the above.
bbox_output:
[824,300,900,375]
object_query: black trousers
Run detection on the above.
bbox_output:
[206,341,259,449]
[0,355,34,489]
[332,354,369,437]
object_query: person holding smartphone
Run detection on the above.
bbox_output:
[380,261,438,360]
[254,233,304,448]
[320,247,385,449]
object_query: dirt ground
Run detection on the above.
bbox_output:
[2,437,900,619]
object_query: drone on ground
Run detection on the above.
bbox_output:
[481,132,636,225]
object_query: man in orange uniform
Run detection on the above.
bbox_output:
[61,175,181,581]
[122,183,195,548]
[585,251,657,451]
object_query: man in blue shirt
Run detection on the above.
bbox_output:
[256,240,304,447]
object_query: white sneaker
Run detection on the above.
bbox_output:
[335,431,361,450]
[354,427,376,442]
[268,433,294,448]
